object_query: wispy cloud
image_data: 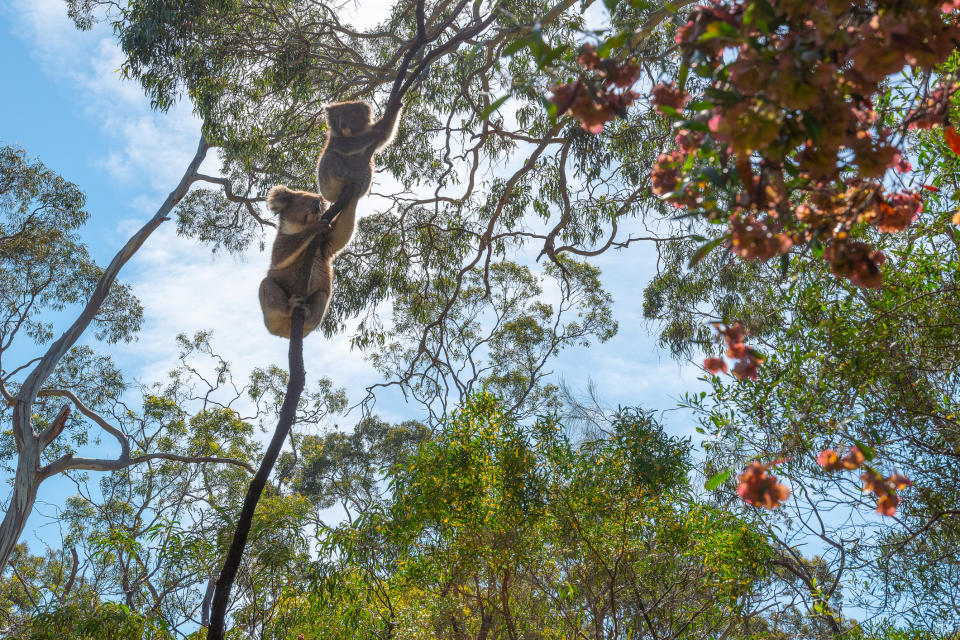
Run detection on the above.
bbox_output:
[5,0,200,190]
[4,0,702,435]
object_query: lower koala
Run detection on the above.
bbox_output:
[258,185,355,338]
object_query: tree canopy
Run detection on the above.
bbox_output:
[3,0,960,637]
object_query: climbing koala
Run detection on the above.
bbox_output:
[258,185,351,338]
[315,100,402,203]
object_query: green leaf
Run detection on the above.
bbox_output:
[804,115,823,143]
[852,439,876,461]
[538,44,570,68]
[689,236,726,268]
[678,61,690,91]
[699,166,725,188]
[698,21,738,42]
[674,119,710,132]
[705,87,741,104]
[657,105,681,118]
[598,32,628,56]
[705,470,731,490]
[478,95,509,121]
[502,37,530,57]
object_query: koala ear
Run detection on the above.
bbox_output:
[266,185,293,214]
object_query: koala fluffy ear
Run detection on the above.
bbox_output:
[266,185,293,214]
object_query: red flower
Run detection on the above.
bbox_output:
[842,446,866,470]
[707,322,765,381]
[876,492,900,517]
[651,82,690,116]
[945,126,960,155]
[889,472,913,490]
[893,153,912,173]
[871,191,922,233]
[704,357,728,374]
[549,81,619,133]
[650,151,685,196]
[817,449,845,472]
[731,356,762,381]
[860,468,912,516]
[577,44,603,70]
[604,60,642,88]
[737,461,791,509]
[728,215,793,261]
[825,242,885,289]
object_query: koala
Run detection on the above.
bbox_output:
[259,185,354,338]
[315,100,402,203]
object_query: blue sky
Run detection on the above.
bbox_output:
[0,0,706,546]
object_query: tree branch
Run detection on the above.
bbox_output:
[40,451,255,480]
[13,135,210,444]
[37,388,126,452]
[206,184,359,640]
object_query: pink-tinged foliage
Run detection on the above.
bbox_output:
[737,461,791,509]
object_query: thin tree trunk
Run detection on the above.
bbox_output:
[206,185,357,640]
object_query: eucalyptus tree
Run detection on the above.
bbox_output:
[642,144,960,631]
[0,142,269,570]
[4,0,691,609]
[2,331,347,637]
[264,393,778,640]
[65,0,683,419]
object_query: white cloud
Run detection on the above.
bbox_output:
[113,222,381,414]
[5,0,202,189]
[5,0,380,417]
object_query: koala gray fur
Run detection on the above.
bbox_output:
[258,185,354,338]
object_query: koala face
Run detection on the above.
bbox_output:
[326,101,372,137]
[266,185,327,232]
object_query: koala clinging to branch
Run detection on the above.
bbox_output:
[259,185,355,338]
[260,100,400,338]
[316,100,402,205]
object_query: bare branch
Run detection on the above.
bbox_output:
[40,452,256,480]
[13,136,210,444]
[36,388,126,452]
[61,548,79,601]
[37,404,71,449]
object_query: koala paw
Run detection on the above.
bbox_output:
[288,295,308,312]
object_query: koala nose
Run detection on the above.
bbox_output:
[341,127,352,136]
[311,199,321,213]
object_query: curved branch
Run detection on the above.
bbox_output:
[13,136,210,443]
[39,451,255,480]
[192,174,262,204]
[37,388,127,452]
[61,547,79,601]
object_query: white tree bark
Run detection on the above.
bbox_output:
[0,137,254,570]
